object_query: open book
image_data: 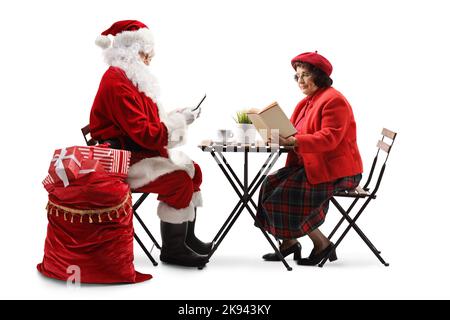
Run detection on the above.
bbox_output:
[247,102,297,142]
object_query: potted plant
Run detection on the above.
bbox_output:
[233,111,257,144]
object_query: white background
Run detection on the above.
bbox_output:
[1,0,449,299]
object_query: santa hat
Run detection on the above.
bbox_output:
[95,20,154,53]
[291,51,333,77]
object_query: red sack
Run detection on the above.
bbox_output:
[37,172,152,284]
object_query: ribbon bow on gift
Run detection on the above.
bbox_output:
[52,148,81,187]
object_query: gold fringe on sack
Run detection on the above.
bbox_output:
[123,202,130,216]
[46,193,131,224]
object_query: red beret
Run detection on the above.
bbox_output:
[291,51,333,77]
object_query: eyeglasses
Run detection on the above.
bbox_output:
[143,53,153,60]
[139,52,154,61]
[294,72,312,82]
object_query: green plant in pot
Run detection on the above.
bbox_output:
[234,111,252,124]
[234,110,256,144]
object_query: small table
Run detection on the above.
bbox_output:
[199,140,294,271]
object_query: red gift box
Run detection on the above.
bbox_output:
[78,159,105,176]
[49,147,83,187]
[44,145,130,189]
[42,159,104,189]
[77,146,131,176]
[42,175,54,189]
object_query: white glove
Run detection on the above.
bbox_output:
[179,107,201,125]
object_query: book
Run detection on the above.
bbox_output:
[247,102,297,142]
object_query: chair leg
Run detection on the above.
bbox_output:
[134,233,158,266]
[328,198,359,240]
[328,198,382,255]
[132,193,161,249]
[320,198,389,267]
[335,198,388,265]
[134,211,161,249]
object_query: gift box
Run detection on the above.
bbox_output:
[77,146,131,176]
[49,147,83,187]
[43,159,105,187]
[42,175,55,188]
[44,145,130,188]
[78,159,105,176]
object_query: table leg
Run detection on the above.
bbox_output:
[208,151,247,259]
[219,151,277,211]
[208,201,247,259]
[242,150,292,271]
[208,149,292,270]
[244,203,292,271]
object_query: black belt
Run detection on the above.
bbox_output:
[99,138,144,152]
[99,139,122,150]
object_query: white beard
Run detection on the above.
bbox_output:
[103,46,167,121]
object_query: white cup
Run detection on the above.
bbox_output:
[216,129,234,143]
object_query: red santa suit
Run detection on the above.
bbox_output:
[90,45,202,224]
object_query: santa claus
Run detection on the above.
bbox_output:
[90,20,211,268]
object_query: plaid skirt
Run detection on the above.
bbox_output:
[255,166,362,239]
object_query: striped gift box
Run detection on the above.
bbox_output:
[43,146,131,187]
[76,146,130,176]
[42,174,55,187]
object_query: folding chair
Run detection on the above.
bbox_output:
[319,128,397,267]
[81,125,161,266]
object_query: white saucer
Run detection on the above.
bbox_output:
[212,139,235,144]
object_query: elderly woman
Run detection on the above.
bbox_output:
[256,52,363,266]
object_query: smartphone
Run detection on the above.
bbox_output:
[192,94,207,111]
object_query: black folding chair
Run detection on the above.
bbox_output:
[81,125,160,266]
[319,128,397,267]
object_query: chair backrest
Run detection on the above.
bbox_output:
[362,128,397,196]
[81,125,98,146]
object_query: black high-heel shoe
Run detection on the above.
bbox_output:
[297,243,337,266]
[262,242,302,261]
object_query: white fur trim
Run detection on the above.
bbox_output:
[164,112,187,148]
[168,150,195,178]
[113,28,154,54]
[157,201,195,223]
[127,151,195,189]
[95,35,112,49]
[191,191,203,207]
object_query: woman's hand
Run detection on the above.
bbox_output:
[280,136,297,146]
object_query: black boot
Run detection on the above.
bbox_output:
[160,221,209,267]
[185,215,213,255]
